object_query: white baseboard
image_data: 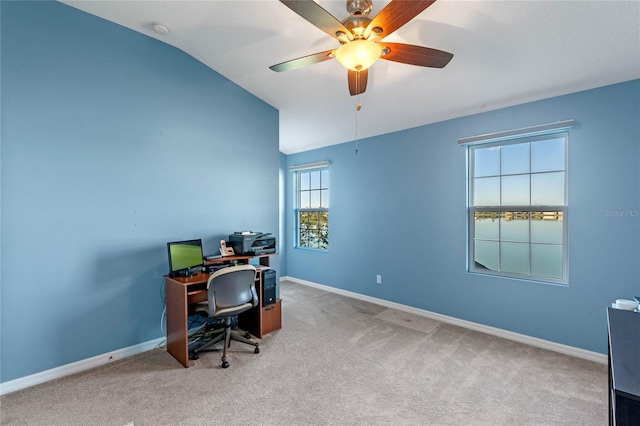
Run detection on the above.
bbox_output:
[0,337,166,396]
[281,276,607,365]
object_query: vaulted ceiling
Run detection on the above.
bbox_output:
[61,1,640,154]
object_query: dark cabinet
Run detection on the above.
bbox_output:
[607,308,640,425]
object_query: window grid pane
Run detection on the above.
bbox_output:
[501,143,530,175]
[501,175,530,205]
[531,172,565,205]
[500,242,530,275]
[474,177,500,206]
[310,171,320,189]
[532,137,565,173]
[474,147,500,177]
[300,172,310,190]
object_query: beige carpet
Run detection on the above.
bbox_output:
[0,280,607,425]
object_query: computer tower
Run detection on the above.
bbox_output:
[262,269,276,307]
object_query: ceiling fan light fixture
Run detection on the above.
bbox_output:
[335,40,382,71]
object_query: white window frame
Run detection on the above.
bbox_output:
[462,121,573,285]
[290,162,330,251]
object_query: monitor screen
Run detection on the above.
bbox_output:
[167,239,204,275]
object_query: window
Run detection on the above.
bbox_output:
[295,167,329,250]
[467,132,568,284]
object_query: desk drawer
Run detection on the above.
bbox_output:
[261,299,282,335]
[187,289,207,305]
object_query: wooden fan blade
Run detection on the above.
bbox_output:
[348,69,368,96]
[380,42,453,68]
[364,0,436,39]
[280,0,352,41]
[270,49,335,72]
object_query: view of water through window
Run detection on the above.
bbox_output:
[474,211,563,279]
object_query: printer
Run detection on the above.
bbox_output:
[229,232,276,255]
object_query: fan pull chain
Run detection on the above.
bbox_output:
[355,97,362,155]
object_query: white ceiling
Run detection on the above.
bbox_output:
[60,0,640,154]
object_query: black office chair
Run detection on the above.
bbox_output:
[192,264,260,368]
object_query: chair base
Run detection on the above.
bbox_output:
[192,323,259,368]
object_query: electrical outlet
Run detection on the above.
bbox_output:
[376,275,382,284]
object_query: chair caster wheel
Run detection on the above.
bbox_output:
[254,347,260,354]
[221,360,229,369]
[189,352,199,360]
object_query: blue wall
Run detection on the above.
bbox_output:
[279,152,288,279]
[285,80,640,354]
[1,1,279,383]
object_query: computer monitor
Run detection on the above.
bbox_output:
[167,239,204,277]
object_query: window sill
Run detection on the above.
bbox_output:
[294,246,329,253]
[467,270,568,287]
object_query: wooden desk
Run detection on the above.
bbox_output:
[165,254,281,367]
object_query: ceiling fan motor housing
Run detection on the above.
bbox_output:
[346,0,372,16]
[342,0,374,39]
[342,16,372,38]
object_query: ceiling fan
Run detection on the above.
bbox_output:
[269,0,453,96]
